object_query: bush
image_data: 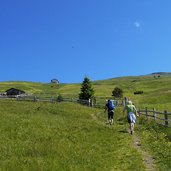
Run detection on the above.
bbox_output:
[134,91,143,95]
[57,94,63,102]
[112,87,123,98]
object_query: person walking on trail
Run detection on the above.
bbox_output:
[104,99,115,125]
[123,100,139,134]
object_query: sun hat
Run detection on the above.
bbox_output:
[128,101,132,105]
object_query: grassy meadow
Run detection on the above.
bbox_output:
[0,74,171,170]
[0,100,146,171]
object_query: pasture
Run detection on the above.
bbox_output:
[0,100,146,171]
[0,74,171,170]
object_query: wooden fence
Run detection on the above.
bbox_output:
[138,107,171,127]
[2,95,171,128]
[1,95,122,108]
[15,96,121,108]
[16,96,93,106]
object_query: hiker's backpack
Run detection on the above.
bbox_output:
[107,100,115,110]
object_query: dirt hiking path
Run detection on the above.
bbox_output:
[91,112,157,170]
[133,134,157,171]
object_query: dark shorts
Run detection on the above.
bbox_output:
[108,110,114,119]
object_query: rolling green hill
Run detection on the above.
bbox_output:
[0,99,170,170]
[0,73,171,170]
[0,100,146,171]
[1,73,171,111]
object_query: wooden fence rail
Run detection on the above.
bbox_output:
[138,107,171,127]
[2,96,171,128]
[16,96,93,106]
[15,96,120,108]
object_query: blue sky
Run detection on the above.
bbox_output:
[0,0,171,83]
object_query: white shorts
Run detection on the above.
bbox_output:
[127,112,136,123]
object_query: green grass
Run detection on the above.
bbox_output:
[136,119,171,171]
[1,75,171,106]
[0,100,146,171]
[0,74,171,170]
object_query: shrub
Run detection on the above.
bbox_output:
[57,94,63,102]
[112,87,123,98]
[134,91,143,95]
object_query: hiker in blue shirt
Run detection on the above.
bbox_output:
[104,99,115,125]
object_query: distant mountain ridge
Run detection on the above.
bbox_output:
[149,72,171,76]
[0,72,171,84]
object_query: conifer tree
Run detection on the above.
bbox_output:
[79,77,94,100]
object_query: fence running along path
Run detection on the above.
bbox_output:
[138,107,171,128]
[14,95,96,107]
[15,96,121,108]
[1,95,171,128]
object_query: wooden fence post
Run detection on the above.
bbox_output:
[88,99,91,107]
[33,96,37,102]
[164,110,168,127]
[91,99,93,107]
[145,107,148,121]
[153,108,156,121]
[51,96,54,103]
[124,97,128,106]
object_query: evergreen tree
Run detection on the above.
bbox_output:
[79,77,94,100]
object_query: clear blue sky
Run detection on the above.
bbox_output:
[1,0,171,83]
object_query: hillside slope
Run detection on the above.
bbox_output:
[1,74,171,111]
[0,100,170,170]
[0,100,145,171]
